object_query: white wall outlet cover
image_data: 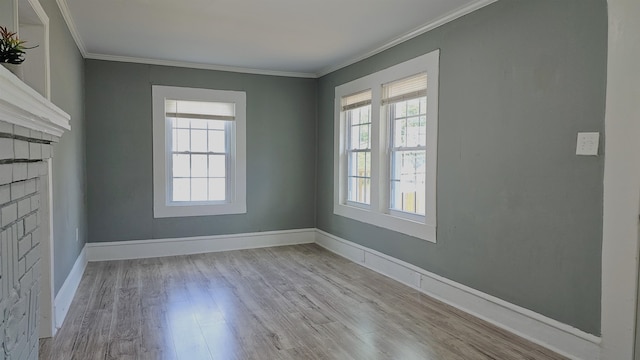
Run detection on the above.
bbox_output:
[576,132,600,156]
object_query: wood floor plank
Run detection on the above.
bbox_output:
[46,262,103,360]
[69,309,111,360]
[42,244,567,360]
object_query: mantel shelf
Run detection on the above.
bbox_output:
[0,65,70,137]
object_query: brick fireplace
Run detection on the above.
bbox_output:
[0,66,70,360]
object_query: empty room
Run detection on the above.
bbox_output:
[0,0,638,359]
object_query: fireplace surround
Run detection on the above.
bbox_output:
[0,65,70,359]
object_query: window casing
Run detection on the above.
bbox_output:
[153,86,247,218]
[334,50,439,242]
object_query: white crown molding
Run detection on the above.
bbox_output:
[0,66,70,137]
[84,53,317,79]
[55,0,87,57]
[315,0,499,77]
[315,229,602,360]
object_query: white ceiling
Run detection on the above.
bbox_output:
[60,0,495,77]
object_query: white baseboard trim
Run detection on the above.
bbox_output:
[53,244,87,330]
[86,228,316,262]
[314,229,602,360]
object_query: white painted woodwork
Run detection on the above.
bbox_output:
[18,0,50,99]
[38,159,55,338]
[85,228,316,262]
[0,66,70,137]
[600,0,640,359]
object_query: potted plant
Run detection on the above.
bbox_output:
[0,26,35,79]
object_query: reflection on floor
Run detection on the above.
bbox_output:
[39,244,566,359]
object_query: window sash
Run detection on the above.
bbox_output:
[388,98,427,217]
[345,104,371,205]
[166,115,233,204]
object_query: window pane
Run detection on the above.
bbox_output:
[350,108,361,125]
[348,177,356,202]
[348,152,356,177]
[407,98,420,116]
[360,106,370,124]
[347,105,371,152]
[419,116,427,144]
[190,119,209,129]
[208,120,226,131]
[350,124,360,150]
[191,154,207,177]
[406,116,424,147]
[209,155,226,177]
[191,129,207,152]
[357,152,369,177]
[171,126,177,150]
[174,118,190,129]
[175,129,190,152]
[173,178,190,202]
[172,154,190,178]
[395,102,406,118]
[394,118,406,148]
[191,178,208,201]
[208,130,226,153]
[208,178,226,201]
[355,177,370,204]
[390,150,426,215]
[390,98,426,150]
[359,124,370,149]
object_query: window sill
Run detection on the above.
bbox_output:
[334,203,436,243]
[153,201,246,218]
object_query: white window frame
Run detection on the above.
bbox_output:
[152,85,247,218]
[333,50,439,242]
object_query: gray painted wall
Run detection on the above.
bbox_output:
[40,0,87,295]
[85,61,316,242]
[0,1,14,32]
[316,0,606,335]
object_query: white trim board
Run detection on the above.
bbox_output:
[0,65,71,137]
[53,244,87,331]
[86,228,316,262]
[314,230,602,360]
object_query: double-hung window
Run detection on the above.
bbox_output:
[343,90,372,206]
[385,74,428,220]
[152,86,247,218]
[334,50,439,242]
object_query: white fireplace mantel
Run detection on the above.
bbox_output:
[0,66,70,136]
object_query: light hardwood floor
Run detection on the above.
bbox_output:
[39,244,566,360]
